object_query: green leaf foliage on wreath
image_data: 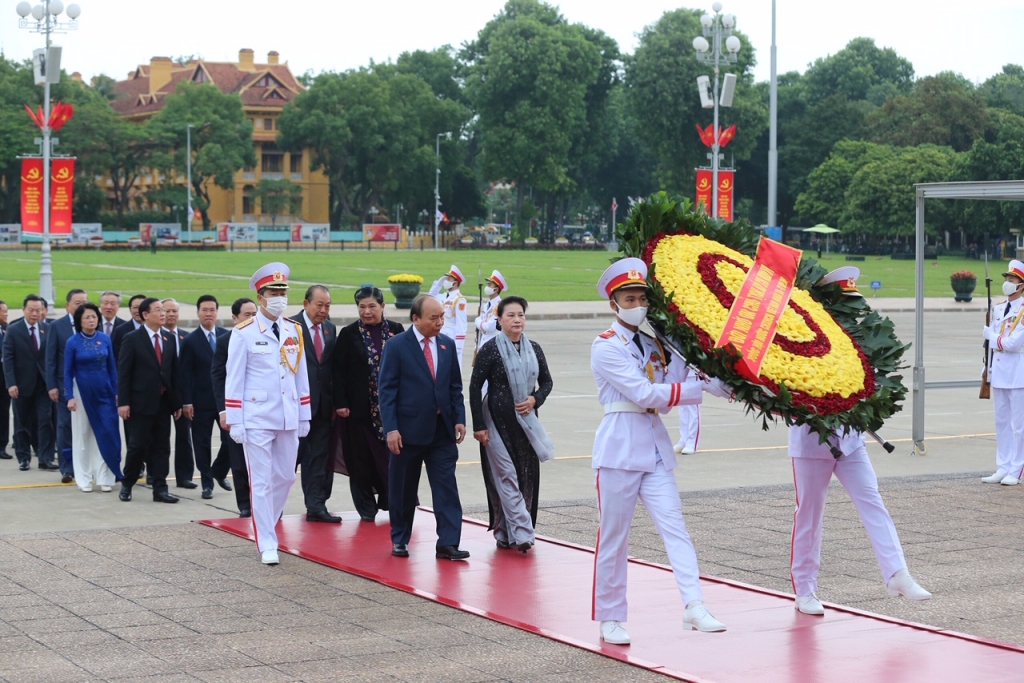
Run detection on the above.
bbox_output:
[616,192,909,444]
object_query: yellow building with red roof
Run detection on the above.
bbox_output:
[109,49,329,227]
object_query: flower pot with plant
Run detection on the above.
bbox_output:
[387,274,424,309]
[950,270,977,302]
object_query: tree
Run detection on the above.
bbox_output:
[795,140,896,228]
[0,56,42,224]
[252,178,302,227]
[148,82,255,230]
[867,73,988,152]
[950,109,1024,237]
[624,8,764,195]
[802,37,914,104]
[980,64,1024,117]
[843,145,957,239]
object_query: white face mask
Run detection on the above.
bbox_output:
[1004,281,1021,297]
[485,286,497,297]
[616,305,648,327]
[263,296,288,317]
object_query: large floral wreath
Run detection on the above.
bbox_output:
[617,192,908,442]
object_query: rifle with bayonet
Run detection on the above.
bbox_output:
[981,249,992,399]
[472,265,483,366]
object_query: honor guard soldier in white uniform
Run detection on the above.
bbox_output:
[474,269,507,352]
[429,265,469,366]
[590,257,731,646]
[225,263,311,565]
[982,259,1024,485]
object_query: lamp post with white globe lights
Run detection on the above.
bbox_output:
[14,0,81,302]
[693,2,740,218]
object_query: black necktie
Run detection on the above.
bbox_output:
[632,333,644,357]
[272,322,280,340]
[1005,302,1012,316]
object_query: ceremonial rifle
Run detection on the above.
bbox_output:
[980,250,992,400]
[472,265,483,366]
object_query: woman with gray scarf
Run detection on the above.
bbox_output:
[470,296,554,553]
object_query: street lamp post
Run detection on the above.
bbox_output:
[15,0,81,302]
[693,2,741,217]
[186,123,194,244]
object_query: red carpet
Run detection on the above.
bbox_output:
[199,510,1024,682]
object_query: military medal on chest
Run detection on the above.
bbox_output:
[280,331,304,373]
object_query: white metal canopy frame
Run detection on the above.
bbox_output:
[913,181,1024,454]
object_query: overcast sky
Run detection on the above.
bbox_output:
[2,0,1021,86]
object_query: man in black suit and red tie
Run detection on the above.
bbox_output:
[291,285,340,523]
[378,295,469,560]
[117,297,182,504]
[2,294,57,471]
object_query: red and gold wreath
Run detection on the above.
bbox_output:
[642,233,875,415]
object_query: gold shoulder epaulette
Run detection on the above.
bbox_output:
[236,317,255,329]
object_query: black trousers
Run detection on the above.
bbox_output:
[123,408,172,495]
[0,381,10,451]
[12,389,54,466]
[297,410,334,513]
[191,409,231,490]
[173,414,194,485]
[388,415,463,547]
[226,438,251,511]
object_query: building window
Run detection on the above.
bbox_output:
[255,75,278,88]
[193,68,207,84]
[289,153,302,173]
[261,143,283,173]
[264,118,273,131]
[242,185,255,214]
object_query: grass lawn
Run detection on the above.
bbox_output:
[0,248,993,306]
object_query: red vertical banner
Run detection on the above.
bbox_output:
[20,158,43,234]
[139,224,152,242]
[717,169,735,222]
[49,158,74,234]
[695,169,712,215]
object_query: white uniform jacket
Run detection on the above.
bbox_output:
[430,279,468,344]
[474,296,501,350]
[987,298,1024,389]
[788,424,865,459]
[591,321,703,472]
[224,310,311,430]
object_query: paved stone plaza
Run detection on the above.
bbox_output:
[3,309,1020,681]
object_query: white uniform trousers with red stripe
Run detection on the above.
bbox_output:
[790,448,906,597]
[244,428,298,553]
[676,404,700,452]
[993,387,1024,479]
[592,463,702,622]
[454,338,465,368]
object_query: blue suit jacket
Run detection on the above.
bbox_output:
[180,326,229,413]
[378,329,465,446]
[45,314,75,399]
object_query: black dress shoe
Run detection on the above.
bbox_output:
[201,488,213,500]
[391,543,409,557]
[177,480,198,489]
[517,541,534,554]
[61,474,73,484]
[216,478,233,491]
[39,462,59,470]
[118,485,132,502]
[359,515,376,523]
[153,491,179,504]
[435,545,470,561]
[496,539,512,550]
[145,476,153,486]
[19,462,30,471]
[239,507,252,518]
[306,510,342,523]
[0,450,13,460]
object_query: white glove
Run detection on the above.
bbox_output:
[229,425,247,444]
[983,327,997,343]
[704,378,734,400]
[298,421,310,438]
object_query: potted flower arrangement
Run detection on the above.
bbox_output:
[387,273,424,309]
[950,270,977,302]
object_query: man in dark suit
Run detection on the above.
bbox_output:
[0,300,11,460]
[291,285,340,523]
[117,297,182,503]
[2,294,56,471]
[378,295,469,560]
[334,285,405,520]
[162,298,196,489]
[46,288,88,482]
[99,291,128,339]
[111,294,146,361]
[181,294,232,500]
[211,297,256,516]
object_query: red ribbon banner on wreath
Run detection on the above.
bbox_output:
[715,238,802,381]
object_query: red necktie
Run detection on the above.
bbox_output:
[422,337,435,380]
[313,325,324,362]
[153,333,163,365]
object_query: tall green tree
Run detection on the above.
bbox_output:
[802,37,914,104]
[0,57,42,224]
[252,178,302,227]
[980,64,1024,117]
[149,82,255,230]
[624,8,764,196]
[867,73,988,152]
[794,140,896,228]
[950,109,1024,236]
